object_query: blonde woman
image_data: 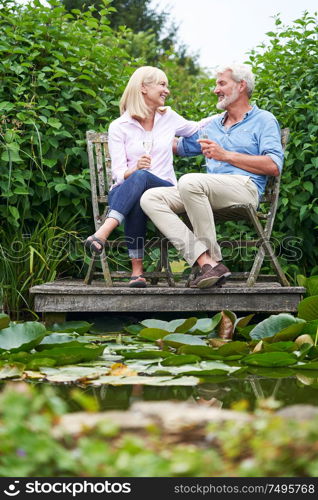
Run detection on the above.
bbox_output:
[84,66,204,287]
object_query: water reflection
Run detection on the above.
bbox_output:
[25,374,318,413]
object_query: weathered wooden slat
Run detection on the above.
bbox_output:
[30,280,305,313]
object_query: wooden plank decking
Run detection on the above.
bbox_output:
[30,277,305,314]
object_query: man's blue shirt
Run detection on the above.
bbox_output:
[177,105,284,196]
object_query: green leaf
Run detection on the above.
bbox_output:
[303,181,313,194]
[47,118,62,129]
[8,206,20,221]
[31,344,105,366]
[50,321,93,334]
[242,352,298,367]
[0,322,46,353]
[294,362,318,371]
[304,276,318,297]
[216,341,249,357]
[0,314,10,330]
[301,319,318,336]
[298,296,318,321]
[163,334,207,347]
[161,354,201,366]
[141,319,170,330]
[178,345,223,359]
[235,314,255,329]
[120,350,172,360]
[263,341,296,353]
[188,316,220,334]
[249,313,305,341]
[124,324,144,335]
[174,317,198,333]
[35,333,89,351]
[138,328,170,341]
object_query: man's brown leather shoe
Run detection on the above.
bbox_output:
[189,263,231,289]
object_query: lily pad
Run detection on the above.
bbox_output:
[216,341,249,357]
[39,365,110,383]
[0,362,25,379]
[242,351,298,367]
[163,333,206,347]
[0,322,46,353]
[161,354,201,366]
[87,375,200,386]
[121,350,172,360]
[298,296,318,321]
[178,345,223,359]
[0,314,10,330]
[294,361,318,371]
[36,333,89,350]
[30,344,105,365]
[301,320,318,336]
[146,360,240,376]
[263,341,296,353]
[140,319,172,331]
[50,321,93,334]
[235,314,255,330]
[188,317,218,335]
[27,357,57,370]
[138,328,170,341]
[303,276,318,297]
[249,313,305,341]
[124,324,144,335]
[174,317,198,333]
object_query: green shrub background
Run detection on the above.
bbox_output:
[0,1,317,314]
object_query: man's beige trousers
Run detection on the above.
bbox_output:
[140,173,259,266]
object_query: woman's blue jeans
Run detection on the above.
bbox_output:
[108,170,173,259]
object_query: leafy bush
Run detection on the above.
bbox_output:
[250,12,318,275]
[0,0,132,229]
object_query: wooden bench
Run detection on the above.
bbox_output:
[84,128,290,287]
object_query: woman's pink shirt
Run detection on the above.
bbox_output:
[108,107,210,189]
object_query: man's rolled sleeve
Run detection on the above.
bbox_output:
[259,116,284,172]
[177,131,202,157]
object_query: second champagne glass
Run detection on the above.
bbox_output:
[198,127,208,168]
[143,131,153,155]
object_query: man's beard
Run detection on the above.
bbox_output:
[216,87,240,110]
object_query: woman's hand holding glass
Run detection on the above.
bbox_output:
[137,154,152,170]
[137,131,153,171]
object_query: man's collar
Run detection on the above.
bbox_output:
[219,104,257,125]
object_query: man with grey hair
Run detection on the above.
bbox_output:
[140,64,284,288]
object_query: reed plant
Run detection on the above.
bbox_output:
[0,210,83,319]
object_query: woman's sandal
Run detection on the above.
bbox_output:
[128,275,147,288]
[83,235,105,255]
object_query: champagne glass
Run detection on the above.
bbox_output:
[198,127,208,168]
[143,131,153,155]
[198,127,209,140]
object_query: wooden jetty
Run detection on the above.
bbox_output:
[30,275,305,323]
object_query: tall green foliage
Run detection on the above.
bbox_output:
[0,0,132,229]
[250,12,318,273]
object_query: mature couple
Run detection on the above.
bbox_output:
[84,64,284,288]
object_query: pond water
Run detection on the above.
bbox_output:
[2,311,318,414]
[21,374,318,413]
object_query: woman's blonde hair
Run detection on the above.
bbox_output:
[119,66,168,119]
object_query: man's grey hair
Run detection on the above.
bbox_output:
[215,64,255,97]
